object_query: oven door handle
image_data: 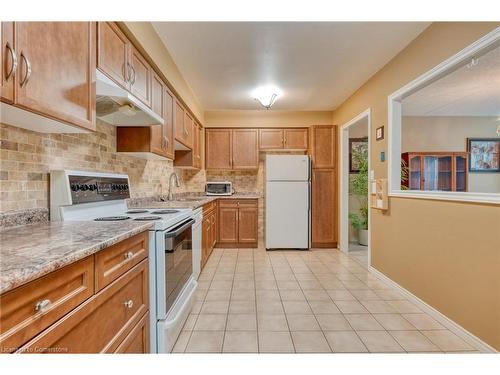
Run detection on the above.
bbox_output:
[164,218,195,239]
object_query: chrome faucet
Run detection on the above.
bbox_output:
[167,172,180,201]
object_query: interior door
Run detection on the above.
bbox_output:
[15,22,96,130]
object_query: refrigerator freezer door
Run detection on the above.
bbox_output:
[266,155,310,181]
[266,181,309,249]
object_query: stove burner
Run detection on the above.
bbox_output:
[150,209,180,214]
[134,216,162,221]
[126,209,149,214]
[94,216,130,221]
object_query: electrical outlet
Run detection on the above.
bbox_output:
[380,151,385,162]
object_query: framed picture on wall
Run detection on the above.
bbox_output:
[376,126,384,140]
[349,137,368,173]
[467,138,500,172]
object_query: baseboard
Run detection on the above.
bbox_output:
[368,265,497,353]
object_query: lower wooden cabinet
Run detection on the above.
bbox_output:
[311,169,337,247]
[0,231,150,354]
[201,201,217,269]
[217,199,258,248]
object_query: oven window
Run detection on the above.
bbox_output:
[165,226,193,313]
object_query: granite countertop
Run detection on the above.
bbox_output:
[128,193,261,210]
[0,221,153,294]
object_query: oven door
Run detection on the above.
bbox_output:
[156,218,194,319]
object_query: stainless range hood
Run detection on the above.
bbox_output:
[96,70,163,127]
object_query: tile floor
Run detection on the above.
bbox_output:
[172,247,478,353]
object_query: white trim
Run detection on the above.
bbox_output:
[387,27,500,204]
[368,265,498,353]
[339,108,371,267]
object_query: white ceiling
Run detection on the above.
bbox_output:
[152,22,430,111]
[402,44,500,117]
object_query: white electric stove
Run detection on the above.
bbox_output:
[49,170,198,353]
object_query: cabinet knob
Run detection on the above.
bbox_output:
[124,251,134,260]
[123,300,134,309]
[35,299,51,312]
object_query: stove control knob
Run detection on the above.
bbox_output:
[71,184,78,192]
[81,184,88,191]
[88,184,96,191]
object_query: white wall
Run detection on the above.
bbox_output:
[402,116,500,193]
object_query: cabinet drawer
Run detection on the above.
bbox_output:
[95,231,148,291]
[238,199,258,208]
[218,199,239,208]
[114,312,149,353]
[18,260,149,354]
[0,256,94,353]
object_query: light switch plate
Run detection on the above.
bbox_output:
[380,151,385,162]
[370,170,375,179]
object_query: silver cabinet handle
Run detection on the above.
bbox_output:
[19,51,31,88]
[5,41,17,81]
[123,300,134,309]
[35,299,51,312]
[124,251,134,259]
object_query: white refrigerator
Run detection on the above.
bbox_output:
[265,155,311,249]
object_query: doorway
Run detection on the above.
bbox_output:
[340,109,371,266]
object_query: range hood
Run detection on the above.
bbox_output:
[96,70,163,127]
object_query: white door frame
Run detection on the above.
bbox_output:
[339,108,371,265]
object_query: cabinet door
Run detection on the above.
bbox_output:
[232,129,259,169]
[201,216,210,267]
[193,123,201,168]
[150,73,164,156]
[259,129,283,150]
[129,46,152,108]
[174,99,185,145]
[310,126,336,168]
[284,128,308,150]
[238,204,258,244]
[183,111,194,149]
[454,154,468,192]
[205,129,232,169]
[211,212,217,249]
[408,154,422,190]
[15,22,96,131]
[218,207,239,244]
[97,22,129,89]
[1,22,15,103]
[311,169,337,247]
[163,88,175,159]
[114,313,149,353]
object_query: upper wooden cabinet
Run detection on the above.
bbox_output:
[310,125,336,168]
[205,128,232,169]
[259,128,308,150]
[174,120,202,169]
[1,22,96,131]
[149,73,164,156]
[129,46,152,108]
[232,129,259,169]
[163,88,175,159]
[183,111,194,149]
[194,122,202,169]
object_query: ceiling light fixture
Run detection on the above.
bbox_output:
[252,85,281,110]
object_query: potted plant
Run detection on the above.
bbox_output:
[348,142,369,246]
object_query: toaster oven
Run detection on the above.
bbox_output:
[205,181,233,196]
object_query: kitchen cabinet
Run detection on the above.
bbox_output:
[0,231,150,354]
[201,200,217,269]
[194,122,202,169]
[217,199,258,248]
[174,99,195,149]
[129,46,152,108]
[310,125,337,248]
[150,73,165,156]
[205,128,232,169]
[1,22,96,131]
[259,128,308,150]
[183,111,194,149]
[232,129,259,169]
[205,128,259,170]
[173,121,202,169]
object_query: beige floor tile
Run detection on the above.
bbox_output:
[324,331,368,353]
[191,301,203,314]
[209,280,233,290]
[345,314,384,331]
[303,289,331,301]
[231,289,256,301]
[360,300,397,313]
[274,273,296,281]
[234,273,255,281]
[327,290,356,301]
[341,280,370,290]
[257,300,285,314]
[374,289,407,301]
[291,331,331,353]
[335,300,369,314]
[286,314,321,331]
[390,331,441,352]
[255,280,278,290]
[256,289,281,301]
[319,280,347,290]
[277,280,301,290]
[402,314,445,330]
[357,331,404,353]
[282,300,313,314]
[205,289,231,302]
[172,331,191,353]
[182,314,198,331]
[193,289,208,302]
[298,280,323,290]
[212,273,234,281]
[316,314,352,331]
[421,330,474,352]
[226,313,257,331]
[258,331,295,353]
[309,301,341,314]
[294,273,317,281]
[200,301,230,314]
[229,300,256,314]
[186,331,225,353]
[280,290,306,301]
[350,290,380,301]
[194,314,227,331]
[197,281,211,290]
[386,300,421,313]
[223,331,258,353]
[373,314,417,331]
[257,313,289,331]
[232,280,255,290]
